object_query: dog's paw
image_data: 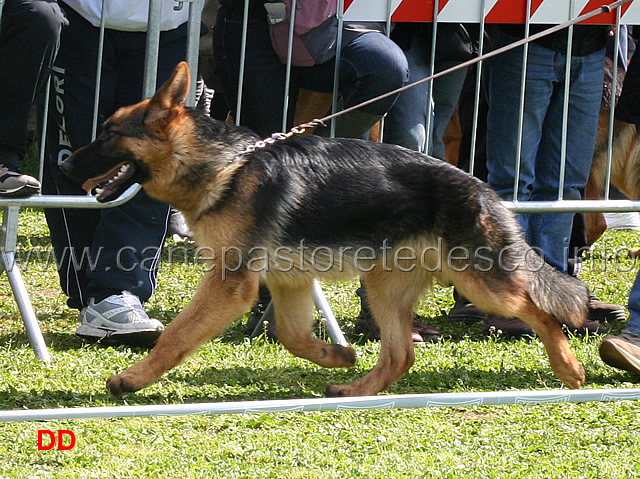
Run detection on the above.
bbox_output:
[558,363,586,389]
[324,384,353,397]
[107,374,143,396]
[331,344,357,368]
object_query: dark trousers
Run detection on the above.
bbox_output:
[616,47,640,124]
[41,4,190,309]
[0,0,65,166]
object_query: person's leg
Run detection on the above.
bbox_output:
[308,31,408,139]
[0,0,65,160]
[624,279,640,337]
[0,0,65,194]
[486,34,555,238]
[383,26,432,152]
[42,8,171,345]
[337,32,408,138]
[599,270,640,374]
[430,61,468,161]
[447,64,488,323]
[528,47,605,272]
[83,29,184,304]
[615,47,640,125]
[41,5,116,309]
[483,36,558,337]
[457,63,489,181]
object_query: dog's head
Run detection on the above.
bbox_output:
[60,62,193,203]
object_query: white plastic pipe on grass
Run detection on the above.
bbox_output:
[2,388,639,422]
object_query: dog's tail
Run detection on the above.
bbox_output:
[527,260,589,328]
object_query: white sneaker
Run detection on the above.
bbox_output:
[76,291,164,346]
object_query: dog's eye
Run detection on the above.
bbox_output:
[101,130,118,141]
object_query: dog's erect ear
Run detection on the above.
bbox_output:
[145,61,191,132]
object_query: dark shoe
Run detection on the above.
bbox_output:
[353,287,442,344]
[588,295,626,322]
[244,300,267,336]
[599,333,640,375]
[354,286,381,341]
[0,163,40,197]
[354,310,379,340]
[354,288,440,343]
[484,315,536,339]
[244,288,276,338]
[562,318,602,336]
[485,314,601,338]
[411,320,442,343]
[447,296,485,324]
[355,312,441,343]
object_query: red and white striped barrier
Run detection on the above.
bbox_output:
[343,0,640,23]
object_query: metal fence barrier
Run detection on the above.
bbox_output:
[231,0,640,214]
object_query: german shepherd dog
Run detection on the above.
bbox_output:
[61,62,589,397]
[584,57,640,247]
[585,118,640,247]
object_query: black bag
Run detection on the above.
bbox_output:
[392,23,476,63]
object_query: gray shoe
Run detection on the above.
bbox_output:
[0,163,40,197]
[599,333,640,375]
[76,291,164,346]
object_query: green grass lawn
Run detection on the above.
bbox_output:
[0,209,639,478]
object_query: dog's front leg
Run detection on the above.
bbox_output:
[107,270,259,396]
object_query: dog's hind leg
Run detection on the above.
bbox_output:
[268,281,356,368]
[325,272,426,397]
[455,277,585,389]
[506,301,585,389]
[107,270,259,396]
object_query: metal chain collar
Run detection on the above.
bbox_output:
[231,119,326,163]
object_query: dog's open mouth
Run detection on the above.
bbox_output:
[82,162,136,202]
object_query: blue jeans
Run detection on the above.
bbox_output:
[214,10,408,138]
[626,274,640,337]
[620,48,640,337]
[486,32,605,272]
[384,26,468,158]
